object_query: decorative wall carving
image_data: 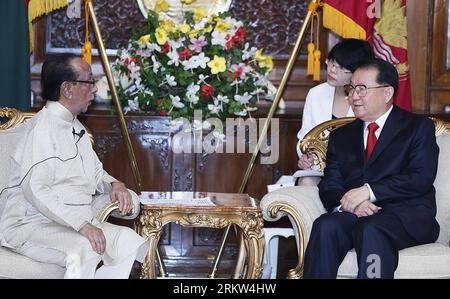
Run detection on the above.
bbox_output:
[50,0,146,50]
[229,0,310,58]
[140,136,170,168]
[198,152,210,169]
[94,134,122,160]
[48,0,309,58]
[173,168,194,191]
[174,169,181,191]
[113,118,171,133]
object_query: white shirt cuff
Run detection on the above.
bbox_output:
[365,183,376,202]
[333,205,343,213]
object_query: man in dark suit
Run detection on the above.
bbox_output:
[303,59,440,279]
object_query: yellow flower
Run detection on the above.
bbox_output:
[160,19,175,33]
[155,28,167,45]
[189,29,200,38]
[255,49,273,71]
[255,49,265,61]
[193,7,207,22]
[208,15,219,25]
[215,19,232,32]
[138,34,150,45]
[181,0,196,4]
[207,55,227,74]
[202,26,213,34]
[155,0,169,13]
[259,55,274,71]
[178,23,191,34]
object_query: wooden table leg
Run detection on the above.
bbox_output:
[233,229,246,278]
[239,211,264,279]
[137,209,163,279]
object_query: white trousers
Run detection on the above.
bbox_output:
[64,249,138,279]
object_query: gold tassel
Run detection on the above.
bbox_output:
[307,42,314,76]
[81,0,92,64]
[313,11,321,81]
[307,1,321,79]
[82,41,92,64]
[313,49,321,81]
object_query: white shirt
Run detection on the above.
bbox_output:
[297,83,354,158]
[363,105,393,202]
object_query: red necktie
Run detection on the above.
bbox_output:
[365,122,379,161]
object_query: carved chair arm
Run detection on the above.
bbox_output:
[96,202,120,223]
[260,186,326,278]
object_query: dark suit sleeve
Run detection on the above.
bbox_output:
[318,132,347,212]
[370,118,439,201]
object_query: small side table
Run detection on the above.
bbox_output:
[136,191,264,279]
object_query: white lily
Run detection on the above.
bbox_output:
[234,92,252,105]
[169,95,184,108]
[165,74,177,86]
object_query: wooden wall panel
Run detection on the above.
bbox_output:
[407,0,432,112]
[428,0,450,114]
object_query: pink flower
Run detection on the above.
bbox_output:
[231,63,247,79]
[189,36,207,52]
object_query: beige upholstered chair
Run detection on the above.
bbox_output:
[0,107,131,279]
[261,117,450,279]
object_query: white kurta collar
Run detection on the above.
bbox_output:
[45,101,75,123]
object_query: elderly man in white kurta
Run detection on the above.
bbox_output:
[0,54,148,279]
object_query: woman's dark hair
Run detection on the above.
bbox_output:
[41,54,79,101]
[357,58,399,96]
[327,38,375,73]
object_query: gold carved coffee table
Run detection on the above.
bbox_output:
[136,191,264,279]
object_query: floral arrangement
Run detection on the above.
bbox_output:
[112,0,273,121]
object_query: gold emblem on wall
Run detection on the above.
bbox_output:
[137,0,233,24]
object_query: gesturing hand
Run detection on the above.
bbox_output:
[110,182,133,215]
[79,223,106,255]
[340,185,371,213]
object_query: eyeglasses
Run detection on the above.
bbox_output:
[325,59,352,74]
[66,79,97,86]
[344,84,390,97]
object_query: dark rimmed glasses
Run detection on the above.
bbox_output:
[325,59,352,74]
[66,79,97,86]
[344,84,390,97]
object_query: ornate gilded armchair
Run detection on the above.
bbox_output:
[0,108,126,279]
[261,117,450,278]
